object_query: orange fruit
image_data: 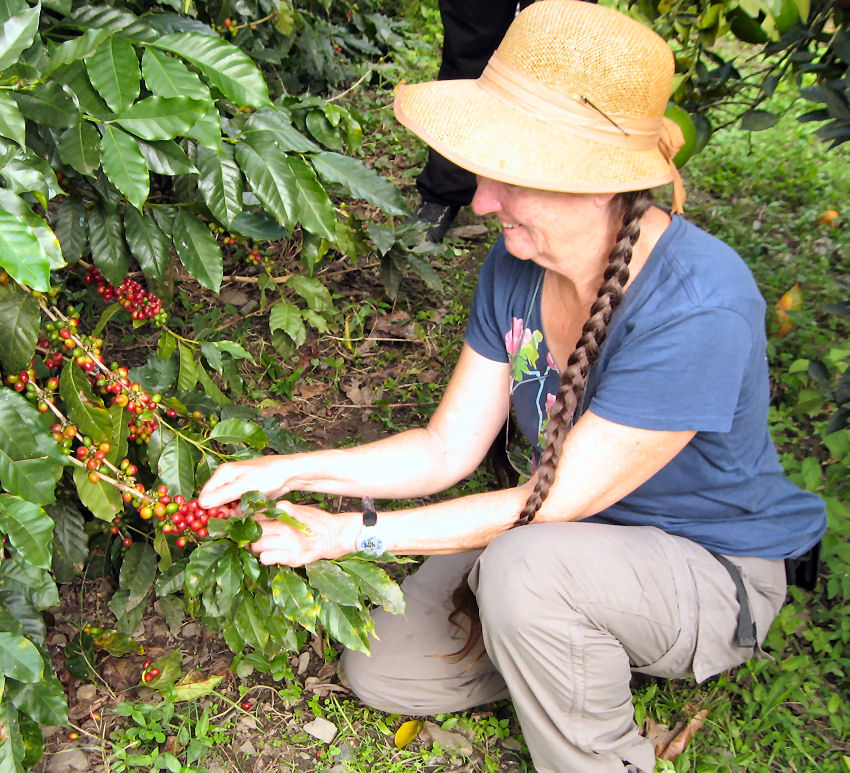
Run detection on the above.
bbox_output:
[817,209,840,227]
[773,283,802,336]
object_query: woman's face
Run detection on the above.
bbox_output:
[471,177,616,273]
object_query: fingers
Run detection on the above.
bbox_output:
[198,456,284,508]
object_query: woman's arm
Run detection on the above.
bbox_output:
[248,411,695,565]
[198,344,512,507]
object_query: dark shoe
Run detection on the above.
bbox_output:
[413,200,461,243]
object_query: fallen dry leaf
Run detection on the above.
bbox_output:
[658,709,708,760]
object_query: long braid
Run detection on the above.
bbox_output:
[515,189,652,525]
[447,189,654,661]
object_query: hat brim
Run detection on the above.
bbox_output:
[395,80,674,194]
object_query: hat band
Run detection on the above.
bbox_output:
[478,52,686,212]
[479,52,663,149]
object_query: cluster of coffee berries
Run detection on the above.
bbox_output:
[245,246,265,266]
[141,660,161,683]
[4,367,35,393]
[85,267,167,326]
[138,486,239,548]
[76,440,114,483]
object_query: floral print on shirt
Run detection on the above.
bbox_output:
[505,317,558,451]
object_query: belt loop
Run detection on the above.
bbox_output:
[712,553,757,650]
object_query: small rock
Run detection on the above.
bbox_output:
[338,742,356,761]
[49,633,68,647]
[207,764,228,773]
[297,651,311,675]
[303,716,338,744]
[447,224,489,240]
[221,288,250,307]
[46,748,89,773]
[502,736,523,751]
[40,726,62,739]
[181,623,200,638]
[238,740,257,756]
[423,721,473,756]
[76,684,97,702]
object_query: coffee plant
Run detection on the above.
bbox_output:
[0,0,420,768]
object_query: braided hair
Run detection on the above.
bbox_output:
[448,189,654,660]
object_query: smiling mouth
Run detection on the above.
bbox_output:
[502,222,521,230]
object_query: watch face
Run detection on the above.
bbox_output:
[358,535,384,553]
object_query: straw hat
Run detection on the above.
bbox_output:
[394,0,686,211]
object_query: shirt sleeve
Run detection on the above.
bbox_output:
[589,306,755,433]
[465,245,511,363]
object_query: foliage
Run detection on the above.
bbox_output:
[0,0,423,768]
[619,0,850,155]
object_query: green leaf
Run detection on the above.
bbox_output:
[0,495,53,570]
[306,560,361,607]
[72,465,122,521]
[0,211,51,291]
[208,419,268,449]
[13,83,78,130]
[0,1,40,73]
[47,500,88,584]
[285,156,337,241]
[172,209,222,292]
[0,390,67,505]
[311,152,408,217]
[233,594,270,651]
[172,673,221,702]
[59,359,112,443]
[269,300,306,346]
[213,340,255,364]
[117,542,157,610]
[44,28,113,77]
[154,33,271,108]
[196,365,229,406]
[185,101,221,151]
[156,435,199,500]
[114,96,207,141]
[318,602,371,653]
[137,139,195,176]
[0,633,42,682]
[243,110,320,152]
[177,342,197,391]
[0,92,25,148]
[184,540,229,596]
[108,587,147,634]
[270,567,318,632]
[196,144,243,227]
[88,204,129,285]
[741,109,780,131]
[155,561,186,597]
[58,121,101,176]
[0,283,38,373]
[141,48,210,100]
[86,37,141,113]
[100,124,149,210]
[286,274,334,313]
[305,109,343,151]
[108,403,129,462]
[339,558,405,615]
[124,206,170,281]
[52,194,87,265]
[235,136,298,228]
[7,672,68,726]
[53,60,110,116]
[209,545,241,618]
[64,632,95,680]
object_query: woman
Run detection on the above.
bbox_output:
[199,3,826,771]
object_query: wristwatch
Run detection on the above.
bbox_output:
[355,496,384,554]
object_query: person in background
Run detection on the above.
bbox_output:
[412,0,535,242]
[200,3,826,770]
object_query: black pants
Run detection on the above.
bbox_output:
[415,0,535,207]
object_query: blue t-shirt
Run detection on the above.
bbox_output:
[466,215,826,560]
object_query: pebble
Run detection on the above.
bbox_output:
[297,651,311,675]
[238,740,257,756]
[303,716,338,744]
[46,748,88,773]
[181,623,200,638]
[424,721,473,756]
[76,684,97,702]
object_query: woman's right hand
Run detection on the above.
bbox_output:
[198,454,291,509]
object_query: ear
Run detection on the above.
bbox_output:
[593,193,617,209]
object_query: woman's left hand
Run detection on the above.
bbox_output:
[250,502,360,566]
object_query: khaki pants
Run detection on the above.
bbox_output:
[341,523,787,773]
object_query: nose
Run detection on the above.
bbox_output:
[471,177,503,216]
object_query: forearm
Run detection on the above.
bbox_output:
[281,427,471,499]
